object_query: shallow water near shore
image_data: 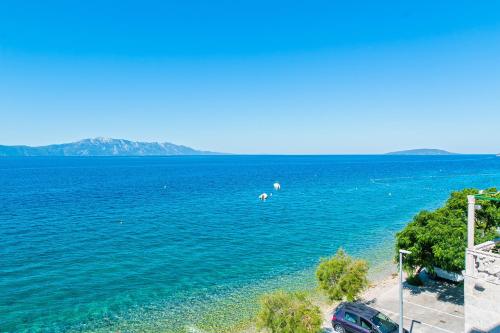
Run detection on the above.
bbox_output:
[1,155,499,332]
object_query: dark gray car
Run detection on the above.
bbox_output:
[331,302,409,333]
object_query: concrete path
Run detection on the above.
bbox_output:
[323,275,464,333]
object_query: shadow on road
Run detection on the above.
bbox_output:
[404,279,464,306]
[410,319,422,333]
[470,324,500,333]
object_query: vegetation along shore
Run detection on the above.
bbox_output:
[234,188,499,333]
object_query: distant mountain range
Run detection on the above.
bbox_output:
[386,148,457,155]
[0,138,221,156]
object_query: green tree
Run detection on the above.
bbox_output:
[316,248,369,301]
[256,290,322,333]
[395,188,499,274]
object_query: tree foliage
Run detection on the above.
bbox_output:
[256,290,322,333]
[316,248,369,301]
[395,188,500,273]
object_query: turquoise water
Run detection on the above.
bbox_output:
[1,155,500,332]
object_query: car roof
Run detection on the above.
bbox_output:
[341,302,379,318]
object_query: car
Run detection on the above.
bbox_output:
[331,302,409,333]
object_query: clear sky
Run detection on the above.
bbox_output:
[1,1,499,154]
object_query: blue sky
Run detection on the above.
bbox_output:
[1,1,499,154]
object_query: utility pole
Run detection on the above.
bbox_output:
[467,195,476,249]
[399,249,411,333]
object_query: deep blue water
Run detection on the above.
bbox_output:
[1,155,500,332]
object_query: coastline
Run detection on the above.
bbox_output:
[235,260,397,333]
[5,156,496,332]
[319,269,399,330]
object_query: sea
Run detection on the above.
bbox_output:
[1,155,499,332]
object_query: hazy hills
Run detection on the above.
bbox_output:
[386,148,457,155]
[0,138,220,156]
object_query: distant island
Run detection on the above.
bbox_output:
[386,148,457,156]
[0,138,221,157]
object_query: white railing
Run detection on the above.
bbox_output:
[466,239,500,285]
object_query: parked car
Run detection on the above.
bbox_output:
[331,302,409,333]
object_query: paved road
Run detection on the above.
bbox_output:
[372,279,464,333]
[324,277,464,333]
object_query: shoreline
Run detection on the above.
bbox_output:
[319,269,399,330]
[236,262,398,333]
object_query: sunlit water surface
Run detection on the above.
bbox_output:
[1,155,499,332]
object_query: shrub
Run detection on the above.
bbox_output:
[395,188,499,274]
[256,290,322,333]
[406,274,423,286]
[316,248,369,302]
